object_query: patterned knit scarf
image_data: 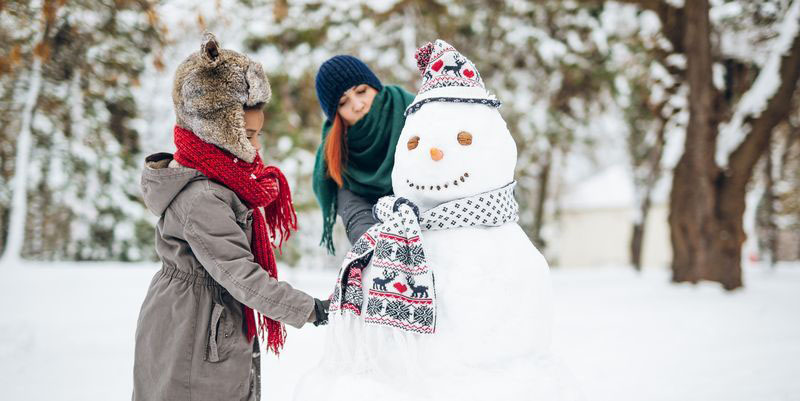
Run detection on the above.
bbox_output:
[173,125,297,354]
[329,182,519,334]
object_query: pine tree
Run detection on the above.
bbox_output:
[0,0,164,262]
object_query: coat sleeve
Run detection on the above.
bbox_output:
[336,187,379,244]
[183,189,315,328]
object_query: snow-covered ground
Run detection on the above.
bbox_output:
[0,262,798,401]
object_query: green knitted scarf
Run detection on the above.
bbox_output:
[313,85,415,254]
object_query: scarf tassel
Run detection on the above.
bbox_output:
[245,207,289,354]
[263,166,298,251]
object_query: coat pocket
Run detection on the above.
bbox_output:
[205,302,233,363]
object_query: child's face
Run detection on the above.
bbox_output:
[337,84,378,126]
[244,108,264,152]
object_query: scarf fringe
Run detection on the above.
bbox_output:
[319,199,337,255]
[262,315,287,355]
[262,166,297,251]
[244,310,288,356]
[247,207,287,353]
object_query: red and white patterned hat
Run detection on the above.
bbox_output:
[405,39,501,116]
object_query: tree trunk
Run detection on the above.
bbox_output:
[761,148,778,267]
[0,208,5,257]
[709,177,746,289]
[631,184,660,271]
[630,108,668,272]
[670,0,800,289]
[712,10,800,285]
[1,56,42,264]
[531,148,552,251]
[669,0,721,285]
[630,195,651,271]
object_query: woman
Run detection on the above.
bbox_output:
[312,55,416,253]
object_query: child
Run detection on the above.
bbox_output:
[132,33,328,401]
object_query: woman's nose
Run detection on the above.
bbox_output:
[430,147,444,161]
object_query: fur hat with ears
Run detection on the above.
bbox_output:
[172,32,271,163]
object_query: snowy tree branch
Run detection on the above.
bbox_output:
[725,4,800,191]
[717,1,800,168]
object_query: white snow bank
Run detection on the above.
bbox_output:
[0,262,798,401]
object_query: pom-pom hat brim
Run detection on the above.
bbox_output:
[404,86,501,117]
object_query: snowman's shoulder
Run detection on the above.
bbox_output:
[425,223,544,257]
[491,224,547,259]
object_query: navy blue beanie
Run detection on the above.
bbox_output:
[315,55,383,121]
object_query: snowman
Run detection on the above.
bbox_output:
[296,40,580,401]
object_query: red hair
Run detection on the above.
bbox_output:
[324,114,347,187]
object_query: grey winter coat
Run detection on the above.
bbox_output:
[133,153,315,401]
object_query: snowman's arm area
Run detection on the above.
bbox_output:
[337,187,379,244]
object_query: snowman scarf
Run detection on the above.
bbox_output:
[329,182,519,334]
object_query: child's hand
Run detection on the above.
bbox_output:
[312,298,330,326]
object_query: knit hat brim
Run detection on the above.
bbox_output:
[315,55,383,121]
[404,86,501,116]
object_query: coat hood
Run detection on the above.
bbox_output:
[141,152,206,216]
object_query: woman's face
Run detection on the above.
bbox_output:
[337,84,378,126]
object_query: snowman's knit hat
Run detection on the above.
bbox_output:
[405,39,501,116]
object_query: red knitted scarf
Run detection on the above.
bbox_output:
[173,125,297,355]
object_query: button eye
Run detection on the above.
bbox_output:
[457,131,472,145]
[407,136,420,150]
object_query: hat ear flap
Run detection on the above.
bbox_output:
[202,106,257,163]
[246,62,272,106]
[201,32,221,67]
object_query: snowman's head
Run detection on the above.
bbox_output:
[391,101,517,211]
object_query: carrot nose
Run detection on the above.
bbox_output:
[430,147,444,161]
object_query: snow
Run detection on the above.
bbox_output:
[0,262,797,401]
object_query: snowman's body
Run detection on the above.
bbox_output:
[296,41,581,400]
[419,224,552,366]
[296,104,576,401]
[297,224,557,401]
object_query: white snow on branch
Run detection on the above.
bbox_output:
[717,0,800,168]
